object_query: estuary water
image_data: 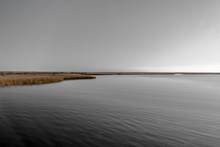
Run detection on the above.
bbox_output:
[0,75,220,147]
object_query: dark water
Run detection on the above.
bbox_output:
[0,75,220,147]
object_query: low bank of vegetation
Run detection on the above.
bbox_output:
[0,74,96,87]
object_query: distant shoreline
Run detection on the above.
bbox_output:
[78,72,220,75]
[1,71,219,86]
[1,71,220,75]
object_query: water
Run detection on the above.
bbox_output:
[0,75,220,147]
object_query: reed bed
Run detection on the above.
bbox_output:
[0,75,64,86]
[0,74,96,87]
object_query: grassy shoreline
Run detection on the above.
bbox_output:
[1,70,218,87]
[0,74,96,87]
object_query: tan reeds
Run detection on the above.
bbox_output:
[0,74,96,87]
[0,75,64,86]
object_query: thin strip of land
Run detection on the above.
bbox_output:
[1,71,220,75]
[77,72,220,75]
[1,71,219,87]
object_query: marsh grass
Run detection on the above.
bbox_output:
[0,74,96,87]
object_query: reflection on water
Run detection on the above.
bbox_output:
[0,75,220,147]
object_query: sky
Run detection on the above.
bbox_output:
[0,0,220,72]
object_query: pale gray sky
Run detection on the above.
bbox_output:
[0,0,220,72]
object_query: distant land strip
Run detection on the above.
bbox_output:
[1,71,220,87]
[74,72,220,75]
[1,71,220,75]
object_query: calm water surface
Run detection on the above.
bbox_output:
[0,75,220,147]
